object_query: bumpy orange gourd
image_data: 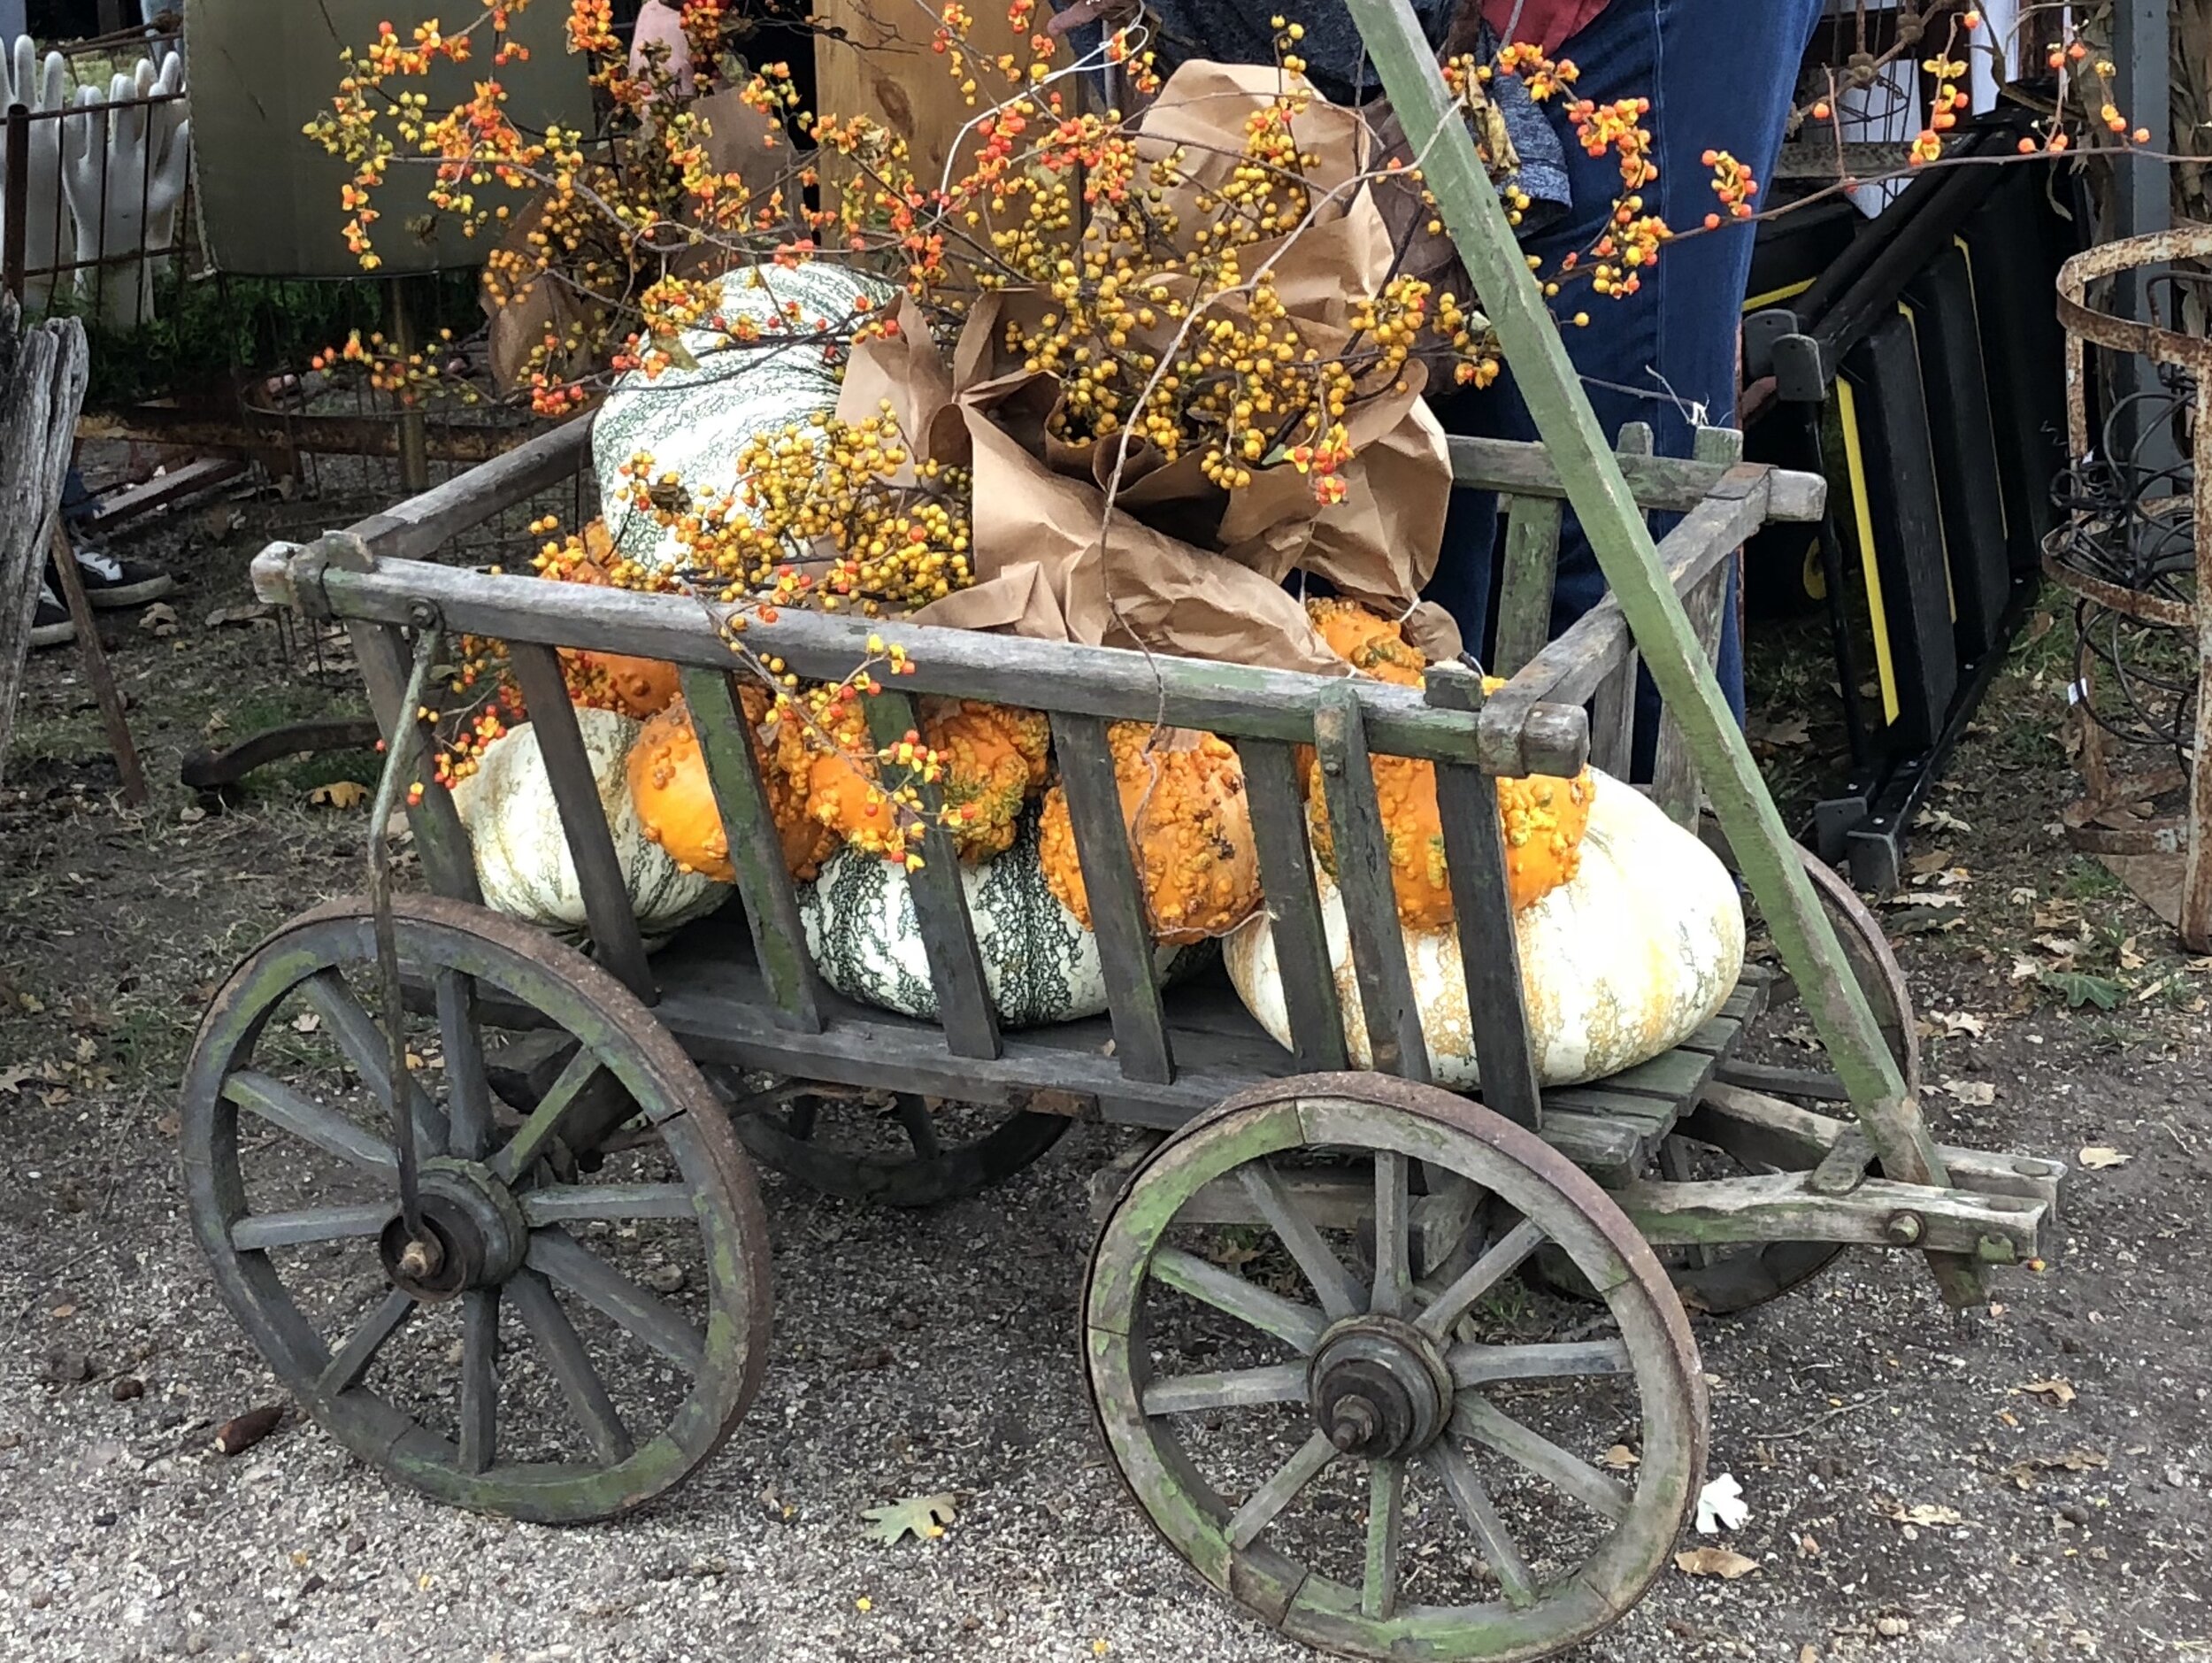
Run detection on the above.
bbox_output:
[626,693,839,883]
[553,521,681,720]
[797,698,1050,865]
[1038,725,1261,945]
[1303,599,1592,923]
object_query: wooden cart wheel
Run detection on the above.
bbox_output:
[1085,1075,1705,1663]
[1647,846,1919,1315]
[180,895,772,1523]
[710,1076,1071,1208]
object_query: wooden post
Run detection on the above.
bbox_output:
[47,520,150,806]
[1344,0,1982,1304]
[0,301,92,787]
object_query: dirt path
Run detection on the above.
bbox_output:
[0,504,2206,1662]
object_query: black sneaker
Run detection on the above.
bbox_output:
[30,583,75,650]
[63,544,176,609]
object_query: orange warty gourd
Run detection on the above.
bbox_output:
[626,693,839,883]
[1038,724,1261,945]
[554,520,681,720]
[798,698,1050,866]
[1302,598,1593,924]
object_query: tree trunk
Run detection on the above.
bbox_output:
[0,296,90,787]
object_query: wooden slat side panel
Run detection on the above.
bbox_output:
[861,688,1002,1061]
[347,614,484,905]
[1650,427,1745,822]
[506,641,657,1000]
[1311,684,1429,1083]
[1492,494,1563,677]
[1236,737,1349,1073]
[1588,648,1639,779]
[1445,432,1824,522]
[1425,665,1542,1128]
[344,420,594,561]
[1049,713,1174,1085]
[306,559,1591,776]
[678,668,823,1033]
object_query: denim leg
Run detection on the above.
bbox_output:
[1425,0,1824,769]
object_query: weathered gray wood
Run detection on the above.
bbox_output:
[0,303,87,786]
[1446,1338,1632,1386]
[1425,1440,1537,1608]
[507,640,657,999]
[1050,712,1173,1085]
[1141,1361,1310,1415]
[1588,648,1638,778]
[229,1202,393,1251]
[1478,466,1772,777]
[1149,1247,1329,1352]
[222,1070,396,1173]
[1235,738,1349,1072]
[1426,665,1542,1129]
[1492,494,1563,676]
[526,1226,707,1371]
[1312,684,1429,1083]
[1416,1217,1546,1339]
[679,668,824,1032]
[344,416,595,562]
[1808,1127,1876,1195]
[507,1266,633,1464]
[1447,431,1824,522]
[1614,1170,2048,1260]
[1238,1161,1366,1319]
[518,1183,695,1225]
[46,520,149,806]
[291,556,1592,779]
[319,1289,415,1396]
[1448,1393,1632,1523]
[306,537,482,905]
[863,687,1002,1061]
[1651,428,1744,822]
[1227,1430,1339,1550]
[1347,0,1973,1298]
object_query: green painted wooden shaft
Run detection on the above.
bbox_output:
[1341,0,1950,1206]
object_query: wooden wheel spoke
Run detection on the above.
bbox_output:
[224,1071,396,1174]
[1362,1457,1407,1620]
[1448,1338,1632,1389]
[526,1228,706,1373]
[1371,1151,1410,1318]
[518,1184,695,1227]
[319,1288,414,1396]
[436,970,494,1162]
[231,1201,392,1251]
[1425,1439,1539,1608]
[1449,1393,1632,1524]
[490,1049,608,1183]
[1140,1361,1310,1417]
[1237,1160,1365,1321]
[895,1097,943,1160]
[507,1268,634,1466]
[457,1287,498,1474]
[1148,1247,1330,1353]
[1416,1217,1548,1341]
[1225,1428,1338,1550]
[299,970,445,1155]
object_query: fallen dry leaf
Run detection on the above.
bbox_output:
[2077,1146,2130,1171]
[1886,1503,1966,1528]
[2009,956,2044,983]
[1906,847,1954,878]
[1674,1546,1759,1580]
[861,1492,956,1546]
[139,602,179,637]
[2017,1378,2078,1406]
[2118,936,2146,971]
[1599,1444,1640,1471]
[0,1063,51,1096]
[290,1012,322,1035]
[1920,805,1972,834]
[1939,1078,1997,1107]
[309,781,372,812]
[2023,610,2055,644]
[2006,1449,2108,1490]
[1925,1011,1987,1039]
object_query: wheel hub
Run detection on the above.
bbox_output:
[378,1159,527,1302]
[1307,1317,1455,1460]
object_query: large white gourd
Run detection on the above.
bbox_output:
[1226,771,1744,1088]
[800,814,1182,1029]
[451,706,728,940]
[590,262,895,573]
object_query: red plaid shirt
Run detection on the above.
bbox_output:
[1481,0,1610,50]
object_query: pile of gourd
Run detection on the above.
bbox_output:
[454,587,1743,1087]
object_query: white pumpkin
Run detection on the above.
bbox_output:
[590,263,896,573]
[800,812,1184,1028]
[1226,771,1744,1088]
[451,706,730,941]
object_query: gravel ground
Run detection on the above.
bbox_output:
[1,486,2208,1663]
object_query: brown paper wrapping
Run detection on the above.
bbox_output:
[827,59,1463,672]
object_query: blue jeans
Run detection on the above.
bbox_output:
[1425,0,1824,775]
